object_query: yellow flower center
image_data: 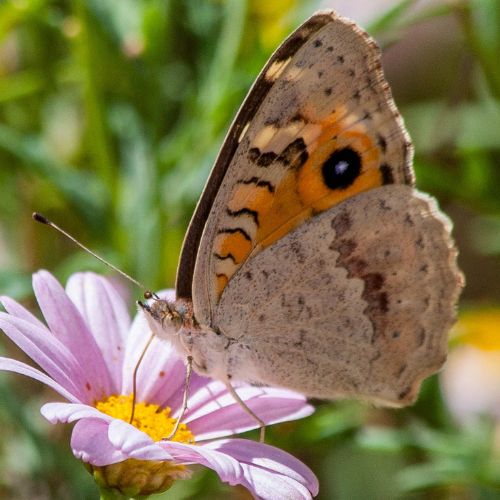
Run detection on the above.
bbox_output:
[96,394,195,444]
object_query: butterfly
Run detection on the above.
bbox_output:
[140,11,463,417]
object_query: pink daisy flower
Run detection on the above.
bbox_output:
[0,270,318,499]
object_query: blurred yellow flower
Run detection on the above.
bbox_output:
[441,308,500,422]
[209,0,299,52]
[451,308,500,351]
[249,0,299,50]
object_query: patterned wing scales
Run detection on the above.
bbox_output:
[214,186,463,405]
[191,11,413,324]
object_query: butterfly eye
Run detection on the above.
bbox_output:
[322,147,361,190]
[164,312,183,333]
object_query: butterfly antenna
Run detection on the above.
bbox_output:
[32,212,159,300]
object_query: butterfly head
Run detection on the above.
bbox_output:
[137,299,183,340]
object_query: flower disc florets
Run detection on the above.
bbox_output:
[96,394,195,444]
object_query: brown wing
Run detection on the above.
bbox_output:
[175,12,336,300]
[182,11,413,326]
[215,186,463,405]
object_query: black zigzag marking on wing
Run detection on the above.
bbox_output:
[248,139,309,171]
[380,163,394,185]
[238,177,275,193]
[277,137,309,169]
[217,227,252,241]
[226,208,260,225]
[213,253,237,263]
[248,148,278,167]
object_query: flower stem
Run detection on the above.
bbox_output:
[99,487,131,500]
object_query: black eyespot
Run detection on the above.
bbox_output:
[322,148,362,190]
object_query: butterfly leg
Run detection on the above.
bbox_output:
[162,355,193,441]
[224,381,266,443]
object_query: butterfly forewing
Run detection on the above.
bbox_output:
[175,13,334,303]
[189,12,414,324]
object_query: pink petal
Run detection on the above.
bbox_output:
[156,290,176,302]
[162,370,217,415]
[203,439,319,496]
[0,357,80,403]
[71,418,131,465]
[66,273,130,391]
[158,441,245,485]
[238,462,314,500]
[167,378,229,419]
[120,313,189,405]
[33,270,113,397]
[161,440,316,499]
[182,384,314,441]
[0,296,47,330]
[70,416,174,466]
[107,419,173,461]
[0,315,89,401]
[41,402,112,424]
[141,355,192,409]
[120,312,148,393]
[134,339,192,407]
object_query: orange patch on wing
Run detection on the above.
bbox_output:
[257,212,310,252]
[215,231,253,265]
[215,274,229,297]
[215,108,385,300]
[365,147,379,162]
[299,167,382,212]
[228,183,274,218]
[242,114,355,251]
[294,110,382,209]
[255,172,309,250]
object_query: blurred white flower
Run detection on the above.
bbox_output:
[441,309,500,422]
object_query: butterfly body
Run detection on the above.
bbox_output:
[141,11,463,408]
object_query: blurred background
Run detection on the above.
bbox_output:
[0,0,499,498]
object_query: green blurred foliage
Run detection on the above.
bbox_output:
[0,0,500,498]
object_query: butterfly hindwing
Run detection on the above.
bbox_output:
[214,186,461,405]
